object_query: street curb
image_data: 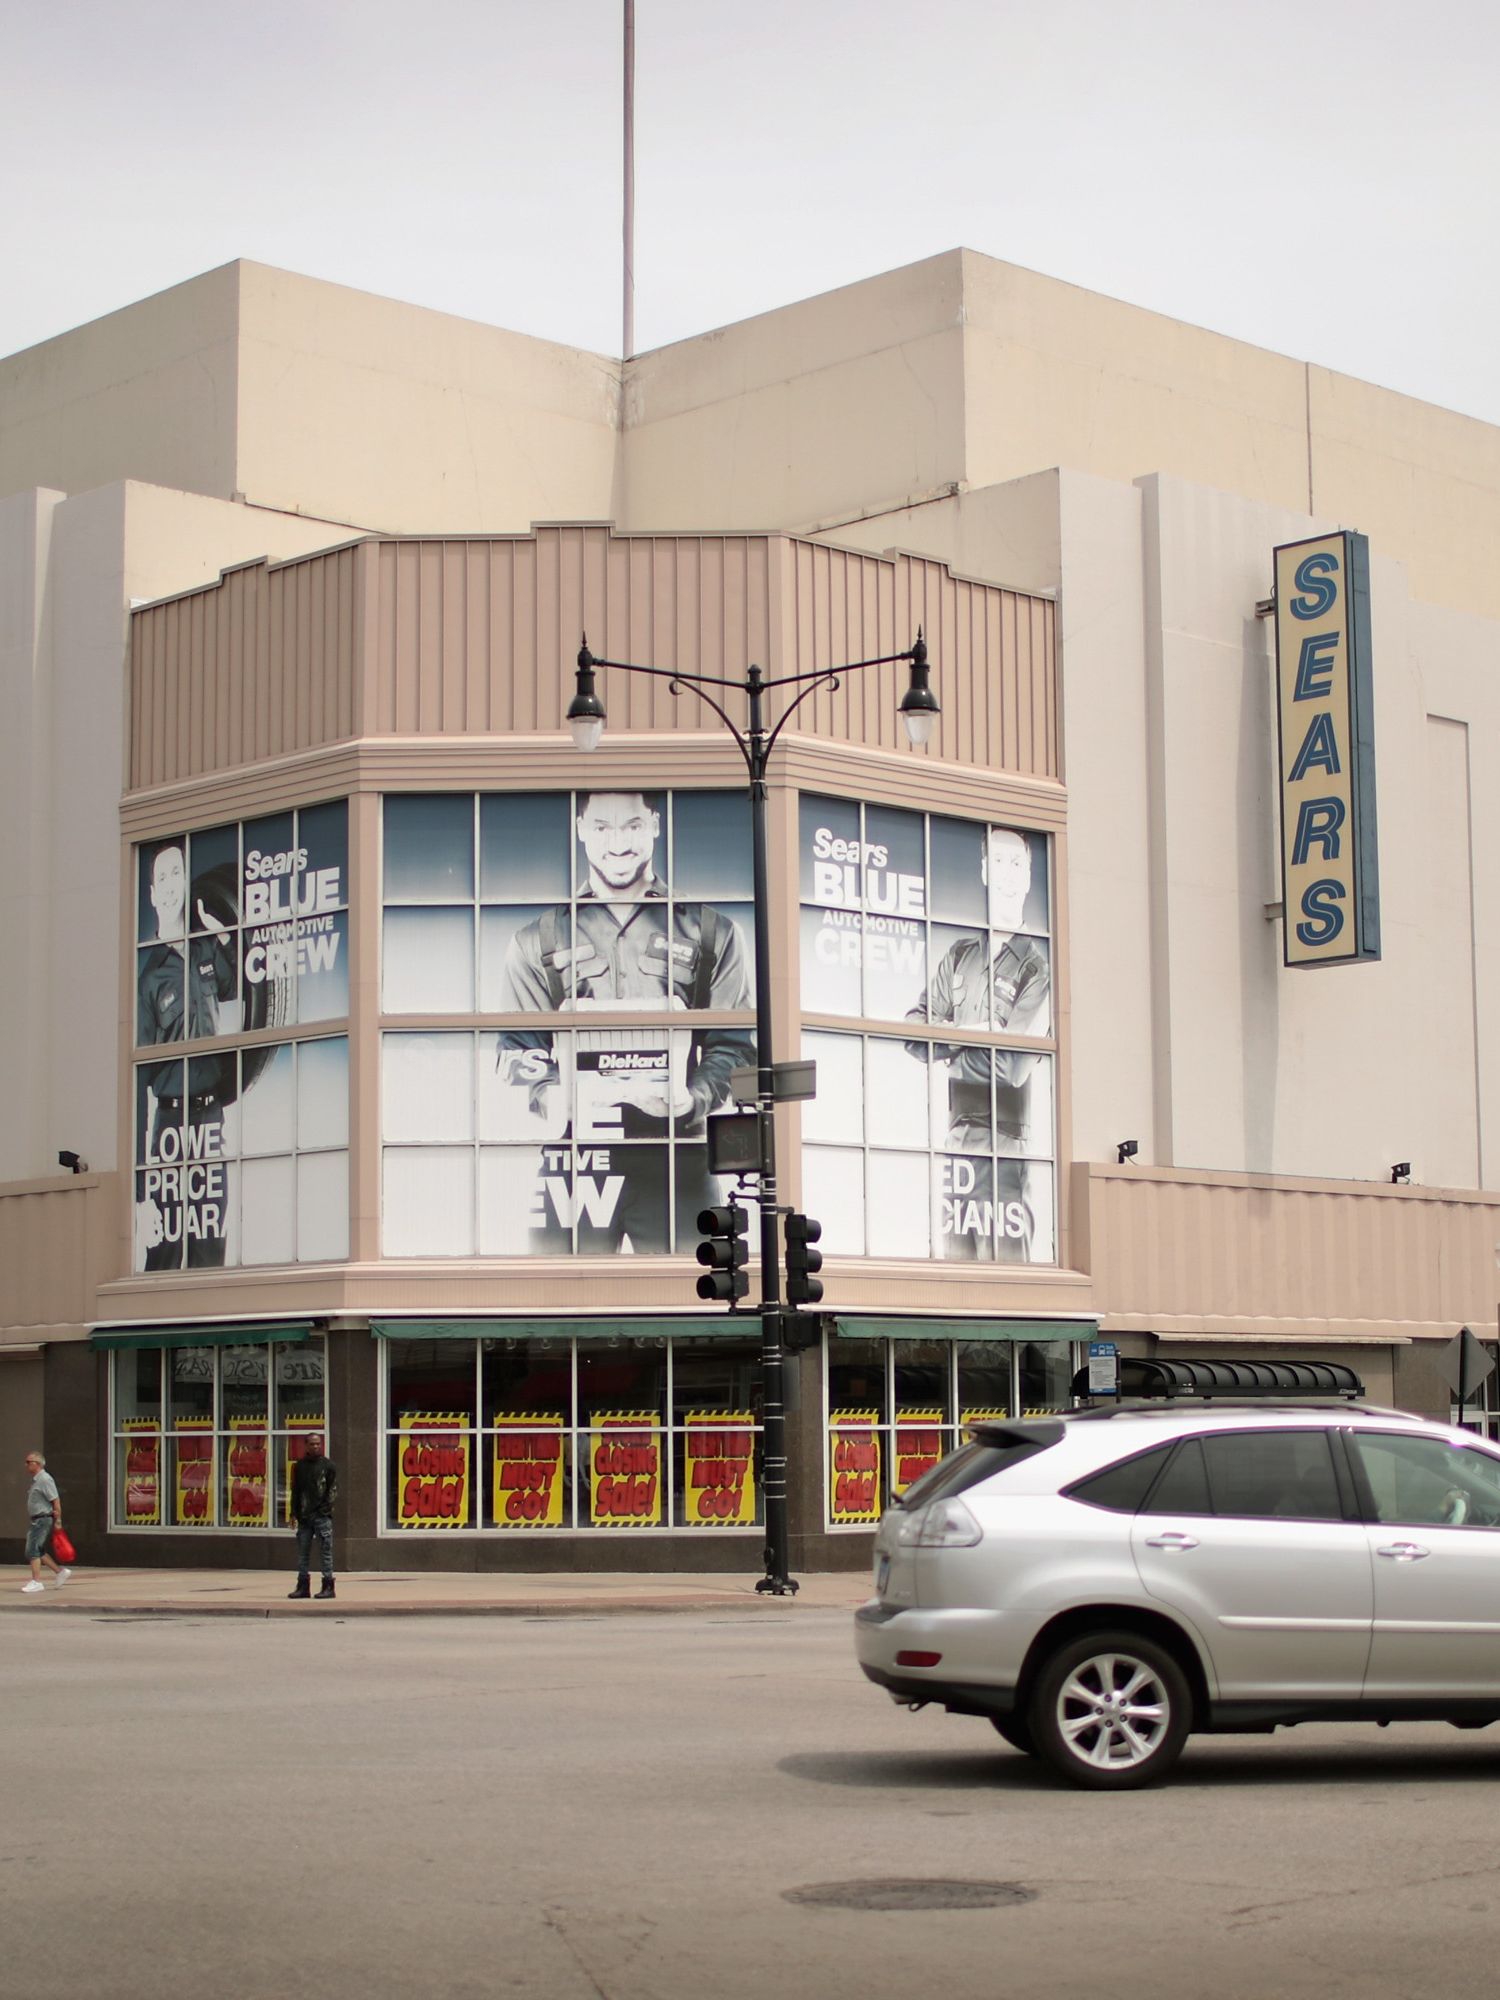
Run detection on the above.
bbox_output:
[2,1594,851,1621]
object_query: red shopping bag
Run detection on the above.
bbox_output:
[50,1528,77,1565]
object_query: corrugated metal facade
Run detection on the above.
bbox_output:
[128,526,1056,790]
[1083,1162,1500,1340]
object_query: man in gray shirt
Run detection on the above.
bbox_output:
[21,1451,68,1594]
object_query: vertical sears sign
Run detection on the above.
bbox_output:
[1273,531,1380,966]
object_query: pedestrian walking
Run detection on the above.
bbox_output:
[288,1433,337,1601]
[21,1451,69,1593]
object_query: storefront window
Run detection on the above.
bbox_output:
[824,1337,1080,1528]
[380,1333,764,1532]
[109,1336,326,1531]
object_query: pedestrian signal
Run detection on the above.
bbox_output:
[696,1203,750,1304]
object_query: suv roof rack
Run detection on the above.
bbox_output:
[1069,1357,1366,1401]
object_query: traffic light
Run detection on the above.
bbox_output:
[783,1212,824,1306]
[696,1204,749,1303]
[781,1308,823,1354]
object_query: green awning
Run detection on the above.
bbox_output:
[91,1321,315,1352]
[370,1316,758,1343]
[832,1315,1098,1345]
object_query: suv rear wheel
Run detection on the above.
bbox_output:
[1029,1631,1191,1790]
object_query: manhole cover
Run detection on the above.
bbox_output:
[783,1878,1034,1912]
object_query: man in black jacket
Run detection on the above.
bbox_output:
[288,1434,338,1601]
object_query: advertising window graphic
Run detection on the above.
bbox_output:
[136,802,348,1045]
[800,797,1056,1267]
[133,1036,349,1273]
[381,791,756,1259]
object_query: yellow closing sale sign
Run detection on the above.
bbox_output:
[1273,531,1380,967]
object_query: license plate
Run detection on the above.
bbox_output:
[875,1553,891,1593]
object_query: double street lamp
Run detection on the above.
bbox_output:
[566,635,939,1595]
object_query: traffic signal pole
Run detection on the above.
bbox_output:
[745,667,796,1595]
[565,638,938,1599]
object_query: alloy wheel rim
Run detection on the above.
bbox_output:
[1056,1652,1169,1768]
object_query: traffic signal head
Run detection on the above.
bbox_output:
[783,1211,824,1306]
[696,1203,749,1303]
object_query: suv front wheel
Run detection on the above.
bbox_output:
[1029,1631,1191,1790]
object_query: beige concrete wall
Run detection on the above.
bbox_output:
[233,264,619,534]
[0,266,241,506]
[626,249,1500,622]
[619,253,969,534]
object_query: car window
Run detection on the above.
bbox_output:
[1066,1443,1175,1513]
[1143,1437,1211,1515]
[1201,1430,1343,1521]
[1352,1432,1500,1529]
[898,1431,1059,1509]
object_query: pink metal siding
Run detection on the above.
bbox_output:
[128,526,1056,791]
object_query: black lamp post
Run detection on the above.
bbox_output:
[566,635,939,1595]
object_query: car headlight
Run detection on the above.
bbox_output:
[891,1497,983,1548]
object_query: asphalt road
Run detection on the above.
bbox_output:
[5,1608,1500,2000]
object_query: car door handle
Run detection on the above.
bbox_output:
[1144,1532,1199,1551]
[1376,1542,1431,1561]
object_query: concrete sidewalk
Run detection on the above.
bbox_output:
[1,1564,873,1619]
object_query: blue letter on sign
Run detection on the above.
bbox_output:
[1289,711,1342,782]
[1291,553,1340,620]
[1296,878,1346,947]
[1291,796,1345,864]
[1294,631,1339,700]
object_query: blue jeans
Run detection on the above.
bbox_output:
[295,1513,334,1582]
[25,1518,53,1562]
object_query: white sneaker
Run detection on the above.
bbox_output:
[21,1580,44,1593]
[53,1568,71,1586]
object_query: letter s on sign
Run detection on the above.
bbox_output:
[1296,878,1346,948]
[1291,552,1340,621]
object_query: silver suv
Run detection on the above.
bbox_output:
[855,1394,1500,1788]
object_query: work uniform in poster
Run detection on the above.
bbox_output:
[133,806,349,1272]
[494,792,754,1253]
[905,825,1052,1262]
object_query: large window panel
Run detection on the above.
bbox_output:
[383,1033,475,1143]
[383,795,475,902]
[383,1148,476,1258]
[240,1156,296,1267]
[383,907,476,1014]
[802,1146,866,1255]
[297,1151,350,1263]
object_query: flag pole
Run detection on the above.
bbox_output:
[623,0,635,360]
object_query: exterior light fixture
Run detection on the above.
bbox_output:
[897,632,940,747]
[566,640,607,751]
[1390,1162,1411,1184]
[1117,1140,1139,1164]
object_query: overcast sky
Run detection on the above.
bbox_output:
[6,0,1498,422]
